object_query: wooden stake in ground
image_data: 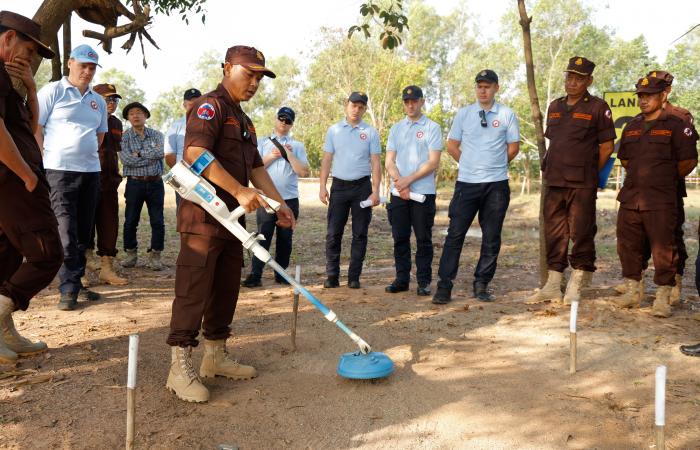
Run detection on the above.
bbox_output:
[655,365,666,450]
[569,301,578,374]
[290,265,301,351]
[126,334,139,450]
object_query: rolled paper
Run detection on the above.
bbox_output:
[359,196,387,208]
[390,188,426,203]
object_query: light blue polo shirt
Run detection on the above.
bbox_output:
[164,116,186,163]
[37,77,108,172]
[448,102,519,183]
[258,133,309,200]
[387,115,443,195]
[324,119,381,181]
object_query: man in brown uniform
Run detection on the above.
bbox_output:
[613,76,698,317]
[0,11,63,363]
[527,56,616,305]
[166,46,295,403]
[85,83,128,286]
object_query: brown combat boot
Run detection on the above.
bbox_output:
[652,285,672,318]
[99,256,128,285]
[526,270,563,304]
[166,346,209,403]
[85,250,100,271]
[615,270,645,294]
[613,279,641,308]
[200,339,257,380]
[669,274,682,306]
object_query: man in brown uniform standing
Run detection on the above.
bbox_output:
[0,11,63,363]
[527,56,616,305]
[165,46,295,403]
[85,83,128,286]
[614,76,698,317]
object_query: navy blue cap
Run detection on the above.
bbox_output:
[475,69,498,84]
[348,91,368,104]
[402,85,423,100]
[277,106,295,123]
[183,88,201,101]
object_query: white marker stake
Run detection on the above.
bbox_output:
[655,365,666,450]
[126,334,139,450]
[569,301,578,374]
[290,265,301,350]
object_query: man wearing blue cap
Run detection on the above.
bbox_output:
[36,44,108,310]
[433,70,520,305]
[385,85,442,296]
[165,88,201,208]
[242,106,309,287]
[320,91,382,289]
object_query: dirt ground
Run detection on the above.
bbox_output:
[1,180,699,450]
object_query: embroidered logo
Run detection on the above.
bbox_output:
[197,103,216,121]
[548,112,562,119]
[359,133,367,141]
[624,130,642,137]
[416,131,424,139]
[641,77,649,86]
[605,109,612,119]
[492,120,500,128]
[90,100,98,110]
[575,57,583,65]
[650,129,672,136]
[572,113,592,121]
[684,127,693,137]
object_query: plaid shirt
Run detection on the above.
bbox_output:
[119,126,165,177]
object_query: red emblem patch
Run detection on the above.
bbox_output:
[492,120,500,128]
[416,131,424,139]
[360,133,367,141]
[90,100,98,110]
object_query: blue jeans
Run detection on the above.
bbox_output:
[437,180,510,290]
[249,198,300,280]
[123,178,165,251]
[45,170,100,294]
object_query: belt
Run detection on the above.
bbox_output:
[128,175,161,181]
[332,176,370,186]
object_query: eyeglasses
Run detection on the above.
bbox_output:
[106,97,120,104]
[278,117,293,125]
[479,110,487,128]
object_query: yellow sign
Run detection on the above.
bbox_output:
[603,91,638,158]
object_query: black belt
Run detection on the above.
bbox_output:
[128,175,161,181]
[332,176,370,186]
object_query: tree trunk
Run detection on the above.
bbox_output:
[62,16,71,76]
[517,0,548,286]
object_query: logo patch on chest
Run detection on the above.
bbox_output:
[416,131,424,139]
[492,120,500,128]
[359,133,367,141]
[90,100,98,110]
[197,103,216,121]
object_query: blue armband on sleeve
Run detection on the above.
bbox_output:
[191,150,215,175]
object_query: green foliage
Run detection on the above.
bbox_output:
[95,68,146,105]
[134,0,207,24]
[349,1,409,49]
[665,33,700,115]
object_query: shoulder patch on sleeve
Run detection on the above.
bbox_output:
[196,102,216,121]
[684,127,693,137]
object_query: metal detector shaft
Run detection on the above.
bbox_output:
[164,162,373,354]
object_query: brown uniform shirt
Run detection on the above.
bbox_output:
[177,83,264,240]
[543,92,616,188]
[617,111,698,211]
[98,114,123,186]
[0,62,43,177]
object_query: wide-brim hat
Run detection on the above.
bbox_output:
[122,102,151,119]
[0,11,54,59]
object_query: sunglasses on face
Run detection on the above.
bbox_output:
[479,110,487,128]
[278,116,293,125]
[106,97,120,104]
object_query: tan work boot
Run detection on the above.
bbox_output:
[1,316,48,356]
[166,346,209,403]
[580,270,593,289]
[615,270,645,295]
[652,285,672,318]
[148,250,164,271]
[563,269,585,305]
[613,279,641,308]
[200,339,257,380]
[122,249,137,268]
[85,250,100,271]
[669,274,682,306]
[526,270,563,304]
[0,295,18,363]
[99,256,128,285]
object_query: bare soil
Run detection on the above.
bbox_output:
[1,181,699,449]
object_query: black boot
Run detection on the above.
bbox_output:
[432,286,452,304]
[241,274,262,288]
[323,276,339,288]
[57,292,78,311]
[473,281,495,302]
[385,280,409,293]
[79,289,101,302]
[680,342,700,357]
[417,285,431,296]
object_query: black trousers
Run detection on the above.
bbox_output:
[249,198,300,280]
[387,194,436,286]
[437,180,510,290]
[45,170,100,294]
[325,177,372,281]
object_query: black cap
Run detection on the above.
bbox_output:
[402,85,423,100]
[183,88,201,101]
[475,69,498,84]
[635,76,667,94]
[122,102,151,119]
[565,56,595,76]
[277,106,295,123]
[348,91,368,104]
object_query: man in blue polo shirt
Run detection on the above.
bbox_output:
[433,70,520,305]
[242,106,309,287]
[164,88,201,208]
[36,44,108,310]
[320,91,382,289]
[385,85,442,296]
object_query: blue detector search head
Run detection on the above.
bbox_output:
[337,351,394,380]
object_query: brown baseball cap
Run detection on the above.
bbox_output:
[565,56,595,76]
[224,46,276,78]
[0,11,54,59]
[646,70,674,86]
[93,83,122,99]
[635,76,666,94]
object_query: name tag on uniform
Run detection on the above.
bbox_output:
[572,113,592,121]
[650,129,672,137]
